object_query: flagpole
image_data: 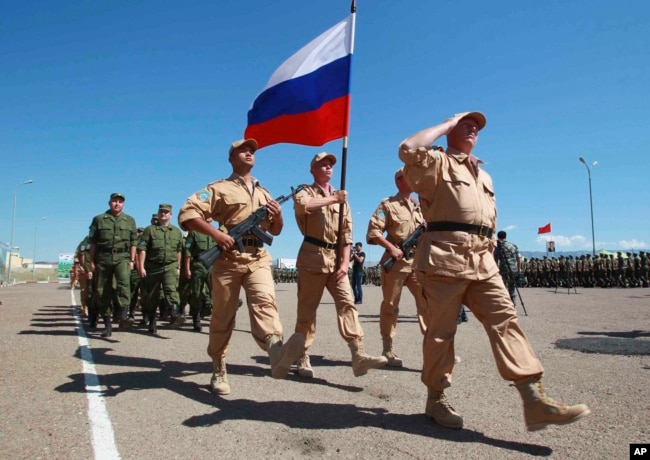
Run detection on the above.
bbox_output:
[338,0,356,193]
[337,0,356,265]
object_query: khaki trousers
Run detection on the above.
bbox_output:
[417,271,543,390]
[295,270,364,351]
[380,267,428,338]
[207,262,282,360]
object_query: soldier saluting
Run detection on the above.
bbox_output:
[399,111,590,431]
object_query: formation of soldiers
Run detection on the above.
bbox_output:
[71,205,381,333]
[272,266,382,286]
[73,197,648,340]
[274,252,650,291]
[74,199,221,337]
[66,122,592,431]
[520,251,649,289]
[74,200,648,340]
[47,104,603,434]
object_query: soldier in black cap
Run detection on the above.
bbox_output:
[88,192,138,337]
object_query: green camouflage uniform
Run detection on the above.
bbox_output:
[138,221,183,319]
[184,230,216,319]
[89,209,137,320]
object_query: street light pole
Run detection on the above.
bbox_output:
[579,157,597,257]
[7,180,34,285]
[32,217,47,280]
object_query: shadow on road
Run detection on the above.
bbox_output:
[52,346,552,457]
[183,398,553,457]
[556,329,650,355]
[55,349,364,397]
[577,330,650,339]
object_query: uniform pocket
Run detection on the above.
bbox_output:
[429,239,467,272]
[117,221,133,242]
[222,195,250,223]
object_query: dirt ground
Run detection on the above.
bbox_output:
[0,282,648,459]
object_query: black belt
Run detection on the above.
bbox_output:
[426,221,494,238]
[303,236,337,250]
[241,237,263,248]
[98,247,130,254]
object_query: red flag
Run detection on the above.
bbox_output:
[538,223,551,234]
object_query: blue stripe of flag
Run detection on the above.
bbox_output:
[247,55,351,125]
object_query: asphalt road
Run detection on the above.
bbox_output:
[1,282,648,459]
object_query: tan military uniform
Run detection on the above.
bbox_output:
[293,183,361,350]
[400,145,543,391]
[178,174,283,359]
[366,194,428,337]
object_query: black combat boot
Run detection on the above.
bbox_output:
[119,306,133,330]
[169,304,185,327]
[88,310,98,328]
[192,313,202,332]
[148,311,157,334]
[138,312,148,327]
[101,315,112,337]
[200,300,212,319]
[159,302,170,321]
[128,304,137,321]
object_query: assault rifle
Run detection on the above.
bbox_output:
[381,223,425,272]
[198,185,305,269]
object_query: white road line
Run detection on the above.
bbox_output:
[70,290,121,460]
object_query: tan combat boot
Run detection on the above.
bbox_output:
[266,333,306,380]
[297,354,314,378]
[425,389,463,429]
[514,375,591,431]
[382,337,403,367]
[210,357,230,395]
[349,339,388,377]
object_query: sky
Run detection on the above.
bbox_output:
[1,0,649,265]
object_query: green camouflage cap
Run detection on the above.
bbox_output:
[159,203,172,212]
[110,192,126,200]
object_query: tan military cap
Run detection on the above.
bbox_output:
[458,111,487,131]
[310,152,337,168]
[229,138,258,156]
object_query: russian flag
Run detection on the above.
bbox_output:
[245,14,354,149]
